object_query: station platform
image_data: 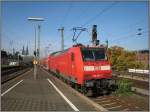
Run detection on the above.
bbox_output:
[1,67,99,111]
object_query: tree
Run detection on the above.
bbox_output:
[108,46,147,71]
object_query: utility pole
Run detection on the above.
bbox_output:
[58,27,64,51]
[17,52,20,65]
[136,28,143,63]
[10,40,13,55]
[34,24,37,80]
[37,25,41,64]
[34,25,36,57]
[26,45,29,55]
[105,40,108,49]
[13,48,15,61]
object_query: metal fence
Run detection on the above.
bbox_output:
[113,69,149,80]
[128,69,149,74]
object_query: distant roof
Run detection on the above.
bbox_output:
[138,50,149,53]
[50,49,69,56]
[1,50,8,58]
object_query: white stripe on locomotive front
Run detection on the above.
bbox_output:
[84,65,110,71]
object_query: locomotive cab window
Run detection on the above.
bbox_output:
[94,49,106,60]
[81,48,106,61]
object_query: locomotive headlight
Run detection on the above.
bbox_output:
[101,65,111,70]
[84,66,95,71]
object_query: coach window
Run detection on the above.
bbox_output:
[71,53,74,61]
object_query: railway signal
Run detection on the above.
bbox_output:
[34,51,36,56]
[33,59,38,65]
[92,25,100,46]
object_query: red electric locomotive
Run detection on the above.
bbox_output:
[47,44,115,95]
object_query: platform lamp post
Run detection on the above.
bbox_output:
[27,17,44,80]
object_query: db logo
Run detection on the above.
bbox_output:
[94,66,100,70]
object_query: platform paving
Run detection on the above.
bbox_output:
[1,67,97,111]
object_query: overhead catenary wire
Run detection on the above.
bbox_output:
[60,2,73,27]
[57,2,72,51]
[58,2,147,49]
[75,4,91,25]
[63,3,90,43]
[63,2,118,46]
[104,19,147,40]
[102,18,148,44]
[109,30,148,44]
[79,2,146,44]
[74,2,119,45]
[81,1,119,27]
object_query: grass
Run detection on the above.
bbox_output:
[115,79,133,96]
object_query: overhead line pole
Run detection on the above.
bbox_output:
[38,25,41,64]
[34,25,36,57]
[58,27,64,51]
[34,24,37,80]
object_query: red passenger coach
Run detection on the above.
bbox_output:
[41,57,49,69]
[48,44,115,95]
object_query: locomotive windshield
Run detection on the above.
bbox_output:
[81,48,106,61]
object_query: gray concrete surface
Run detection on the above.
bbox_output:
[1,67,98,111]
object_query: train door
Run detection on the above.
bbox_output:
[71,52,76,77]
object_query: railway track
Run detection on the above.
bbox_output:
[52,72,149,111]
[72,75,149,111]
[57,72,149,111]
[1,66,31,84]
[43,67,149,111]
[1,66,26,75]
[88,78,149,111]
[90,93,149,111]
